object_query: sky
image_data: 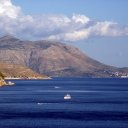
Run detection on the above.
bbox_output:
[0,0,128,67]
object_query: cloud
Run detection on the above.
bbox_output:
[0,0,128,42]
[72,14,90,24]
[0,0,21,18]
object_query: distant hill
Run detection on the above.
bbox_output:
[0,63,49,79]
[0,35,128,77]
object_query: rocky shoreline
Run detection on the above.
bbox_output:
[0,79,16,87]
[0,79,7,86]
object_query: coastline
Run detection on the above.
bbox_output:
[0,76,51,87]
[5,76,51,80]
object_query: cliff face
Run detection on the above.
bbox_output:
[0,35,127,77]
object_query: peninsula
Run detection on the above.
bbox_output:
[0,63,50,80]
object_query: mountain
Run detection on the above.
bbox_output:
[0,35,128,77]
[0,63,48,79]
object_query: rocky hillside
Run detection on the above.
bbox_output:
[0,63,48,79]
[0,35,127,77]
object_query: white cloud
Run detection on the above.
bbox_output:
[0,0,21,18]
[72,14,90,24]
[0,0,128,42]
[89,22,124,37]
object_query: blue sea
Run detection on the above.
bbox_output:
[0,78,128,128]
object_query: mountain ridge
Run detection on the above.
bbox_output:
[0,35,128,77]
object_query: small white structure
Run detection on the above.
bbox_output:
[64,94,71,100]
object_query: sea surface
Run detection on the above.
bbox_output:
[0,78,128,128]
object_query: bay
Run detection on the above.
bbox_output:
[0,78,128,128]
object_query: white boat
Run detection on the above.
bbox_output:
[7,81,15,85]
[64,94,71,100]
